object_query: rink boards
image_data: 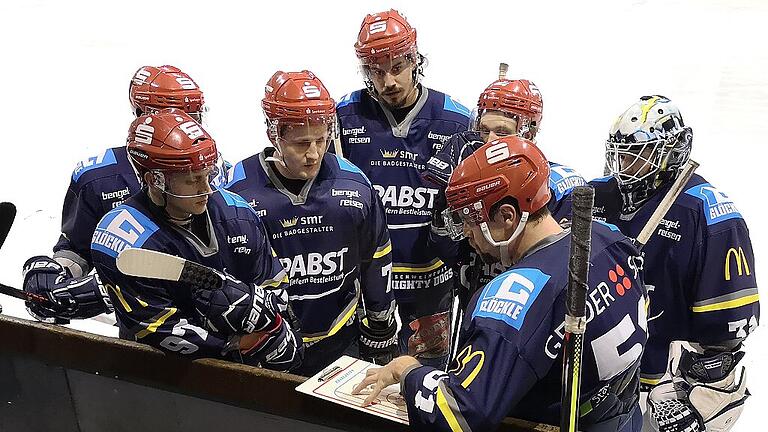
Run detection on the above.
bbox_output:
[0,314,556,432]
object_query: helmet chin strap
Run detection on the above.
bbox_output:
[479,211,529,268]
[265,145,304,180]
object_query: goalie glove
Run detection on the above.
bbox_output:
[648,342,750,432]
[359,317,398,365]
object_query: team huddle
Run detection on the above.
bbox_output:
[18,9,759,432]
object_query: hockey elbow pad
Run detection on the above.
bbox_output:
[359,317,398,365]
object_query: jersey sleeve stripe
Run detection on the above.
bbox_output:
[436,382,471,432]
[691,292,759,313]
[136,307,177,339]
[372,241,392,259]
[393,259,444,274]
[301,295,359,343]
[108,284,133,312]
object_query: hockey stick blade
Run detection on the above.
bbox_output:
[635,159,699,248]
[117,248,223,289]
[561,185,594,432]
[0,202,17,249]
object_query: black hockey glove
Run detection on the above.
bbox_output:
[225,315,304,372]
[359,318,398,365]
[23,256,77,324]
[192,270,281,335]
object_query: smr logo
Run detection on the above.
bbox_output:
[725,247,751,281]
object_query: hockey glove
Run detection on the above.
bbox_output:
[192,270,281,335]
[23,256,77,323]
[224,315,304,372]
[359,317,398,365]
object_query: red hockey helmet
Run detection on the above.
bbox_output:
[444,135,550,242]
[129,65,205,121]
[476,79,543,140]
[262,70,336,142]
[354,9,418,66]
[127,109,219,198]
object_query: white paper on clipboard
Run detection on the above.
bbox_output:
[295,355,409,425]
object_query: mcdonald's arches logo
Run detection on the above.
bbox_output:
[725,247,751,281]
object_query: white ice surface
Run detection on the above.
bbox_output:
[0,0,765,430]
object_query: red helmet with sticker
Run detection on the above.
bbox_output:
[354,9,418,66]
[128,65,205,119]
[445,135,550,228]
[476,79,543,140]
[261,70,336,141]
[126,108,217,177]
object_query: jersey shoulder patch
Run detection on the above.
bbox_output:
[442,94,471,118]
[336,90,362,110]
[589,175,614,184]
[549,163,586,201]
[472,267,551,330]
[91,205,159,258]
[225,160,247,189]
[333,154,371,185]
[683,182,743,225]
[72,148,119,182]
[219,189,257,212]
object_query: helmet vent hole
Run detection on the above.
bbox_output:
[631,117,638,122]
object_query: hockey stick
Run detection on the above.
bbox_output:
[498,62,509,80]
[635,159,699,248]
[561,185,594,432]
[0,282,117,325]
[0,202,17,249]
[117,248,224,288]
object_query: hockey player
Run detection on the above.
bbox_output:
[89,109,301,371]
[353,136,646,431]
[336,9,471,368]
[423,75,586,312]
[23,65,223,324]
[225,70,397,376]
[591,95,759,431]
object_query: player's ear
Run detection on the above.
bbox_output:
[495,203,519,228]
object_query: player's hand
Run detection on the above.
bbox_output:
[351,355,420,407]
[22,256,76,323]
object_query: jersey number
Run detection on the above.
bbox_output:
[590,296,647,380]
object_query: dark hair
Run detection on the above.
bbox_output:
[489,196,550,224]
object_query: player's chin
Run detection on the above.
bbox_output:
[190,197,209,214]
[381,91,403,107]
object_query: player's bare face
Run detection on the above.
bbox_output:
[164,168,214,216]
[367,57,418,108]
[276,123,329,180]
[477,111,518,143]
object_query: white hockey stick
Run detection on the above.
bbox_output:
[117,248,223,288]
[635,159,699,248]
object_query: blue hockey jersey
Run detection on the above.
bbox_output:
[54,146,141,274]
[401,222,647,431]
[336,88,471,304]
[90,188,296,369]
[590,174,760,385]
[225,150,395,343]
